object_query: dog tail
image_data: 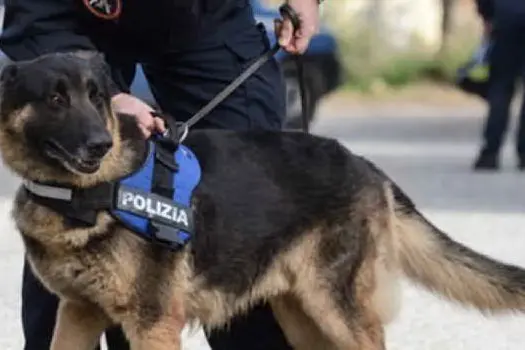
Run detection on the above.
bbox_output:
[389,182,525,313]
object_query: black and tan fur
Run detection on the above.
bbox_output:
[2,52,525,350]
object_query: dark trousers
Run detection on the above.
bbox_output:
[21,4,291,350]
[482,20,525,156]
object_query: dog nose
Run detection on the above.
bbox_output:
[86,133,113,159]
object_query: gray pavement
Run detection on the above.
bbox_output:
[2,106,525,349]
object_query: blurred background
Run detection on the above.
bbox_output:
[262,0,487,127]
[305,0,482,91]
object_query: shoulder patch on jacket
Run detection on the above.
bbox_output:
[82,0,122,20]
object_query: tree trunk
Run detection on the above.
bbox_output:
[366,0,385,64]
[439,0,456,56]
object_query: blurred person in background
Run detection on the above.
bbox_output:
[473,0,525,171]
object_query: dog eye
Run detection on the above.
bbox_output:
[87,83,105,106]
[89,88,100,100]
[90,91,105,106]
[48,93,68,108]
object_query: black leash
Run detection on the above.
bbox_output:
[183,43,280,129]
[295,54,309,133]
[178,4,309,135]
[280,4,309,133]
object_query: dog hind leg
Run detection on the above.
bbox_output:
[50,300,111,350]
[291,274,386,350]
[270,293,341,350]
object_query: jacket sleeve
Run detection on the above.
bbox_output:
[475,0,494,21]
[0,0,127,95]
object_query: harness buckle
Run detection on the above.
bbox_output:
[149,221,191,251]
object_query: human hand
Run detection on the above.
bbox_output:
[275,0,320,55]
[111,93,166,138]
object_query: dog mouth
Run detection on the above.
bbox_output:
[43,139,101,174]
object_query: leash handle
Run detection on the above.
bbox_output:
[295,55,309,133]
[279,4,310,133]
[279,4,302,34]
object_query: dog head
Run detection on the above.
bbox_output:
[0,51,123,185]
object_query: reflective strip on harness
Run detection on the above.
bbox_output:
[115,186,193,233]
[23,180,73,201]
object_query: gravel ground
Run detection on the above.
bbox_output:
[1,108,525,349]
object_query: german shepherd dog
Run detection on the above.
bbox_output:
[2,52,525,350]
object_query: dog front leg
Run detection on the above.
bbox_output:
[51,299,111,350]
[122,298,186,350]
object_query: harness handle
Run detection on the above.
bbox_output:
[150,112,189,147]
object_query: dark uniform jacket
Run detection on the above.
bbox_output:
[475,0,525,22]
[0,0,246,91]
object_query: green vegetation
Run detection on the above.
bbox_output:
[337,28,480,93]
[316,0,483,94]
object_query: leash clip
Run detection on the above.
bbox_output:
[151,111,189,145]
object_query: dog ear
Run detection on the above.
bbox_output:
[84,51,107,69]
[75,50,105,62]
[0,63,21,119]
[0,63,19,86]
[75,50,109,74]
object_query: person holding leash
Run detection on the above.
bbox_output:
[0,0,321,349]
[473,0,525,170]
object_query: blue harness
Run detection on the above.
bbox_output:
[23,137,202,250]
[111,139,201,248]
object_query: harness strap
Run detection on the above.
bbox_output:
[23,180,73,201]
[148,140,185,247]
[23,181,114,226]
